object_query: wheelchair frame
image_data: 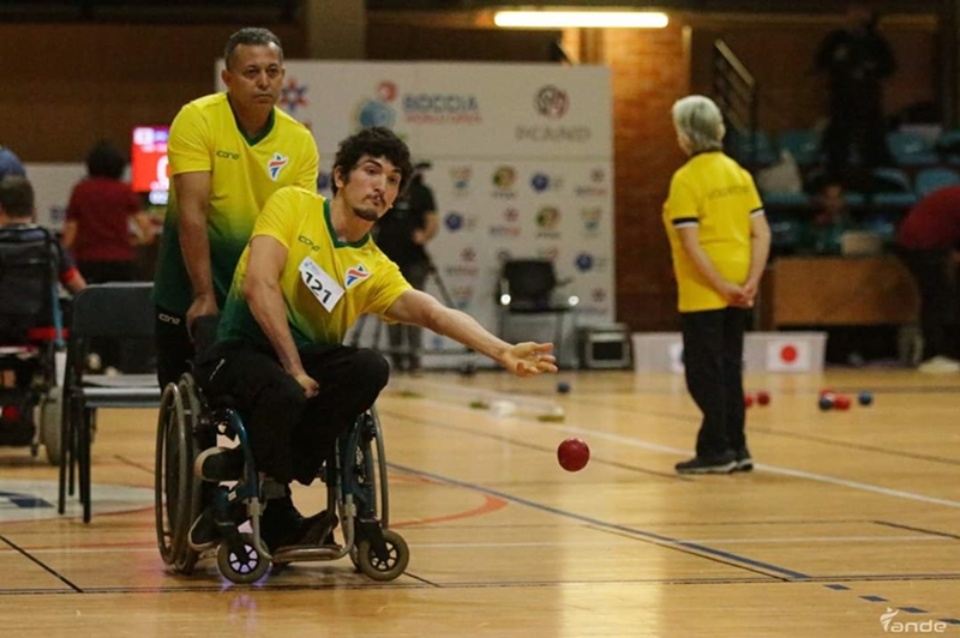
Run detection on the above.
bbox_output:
[154,373,409,584]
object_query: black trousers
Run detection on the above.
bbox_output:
[155,305,194,389]
[681,307,749,458]
[896,247,956,360]
[193,341,389,486]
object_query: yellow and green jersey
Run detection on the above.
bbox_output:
[154,92,319,314]
[663,151,764,312]
[217,186,411,349]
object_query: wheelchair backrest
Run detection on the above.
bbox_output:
[0,226,60,343]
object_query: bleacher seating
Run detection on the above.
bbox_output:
[914,166,960,198]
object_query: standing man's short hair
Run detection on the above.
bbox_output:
[224,27,283,70]
[0,176,34,218]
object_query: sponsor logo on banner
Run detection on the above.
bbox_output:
[516,84,591,143]
[449,166,472,195]
[444,248,479,277]
[530,172,564,193]
[535,206,561,238]
[535,85,569,118]
[492,166,518,199]
[404,93,482,125]
[766,340,811,372]
[581,206,602,233]
[444,211,465,232]
[278,78,308,114]
[489,207,521,237]
[355,81,398,129]
[574,252,610,273]
[575,167,609,197]
[592,288,607,303]
[450,285,474,310]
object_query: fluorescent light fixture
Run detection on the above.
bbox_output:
[494,10,669,29]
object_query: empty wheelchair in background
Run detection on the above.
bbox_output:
[0,226,65,464]
[154,372,409,584]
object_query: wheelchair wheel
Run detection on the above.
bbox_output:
[217,533,271,584]
[39,386,62,466]
[356,529,409,581]
[154,379,202,573]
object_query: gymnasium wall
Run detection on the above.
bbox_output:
[0,13,939,333]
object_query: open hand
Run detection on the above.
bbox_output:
[503,342,558,377]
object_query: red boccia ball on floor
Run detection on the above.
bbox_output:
[557,438,590,472]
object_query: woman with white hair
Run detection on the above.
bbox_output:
[662,95,771,474]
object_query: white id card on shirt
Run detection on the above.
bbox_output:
[298,256,344,312]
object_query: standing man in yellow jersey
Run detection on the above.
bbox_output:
[153,27,319,388]
[663,96,771,475]
[188,127,557,552]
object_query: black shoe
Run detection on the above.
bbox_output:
[260,497,338,552]
[194,446,245,482]
[675,451,737,475]
[734,448,754,473]
[188,498,247,551]
[188,506,219,551]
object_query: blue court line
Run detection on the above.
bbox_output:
[388,462,810,581]
[825,584,850,590]
[861,594,888,602]
[901,607,928,614]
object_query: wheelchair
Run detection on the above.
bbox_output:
[0,226,65,465]
[154,372,410,585]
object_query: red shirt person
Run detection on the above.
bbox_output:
[895,185,960,372]
[63,140,154,283]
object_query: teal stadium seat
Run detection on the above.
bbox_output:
[777,128,822,166]
[886,131,938,166]
[914,166,960,198]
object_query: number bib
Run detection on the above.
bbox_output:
[298,256,344,312]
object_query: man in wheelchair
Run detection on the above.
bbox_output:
[188,127,557,553]
[0,176,86,448]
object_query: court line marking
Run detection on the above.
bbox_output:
[398,398,960,510]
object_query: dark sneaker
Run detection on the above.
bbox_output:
[260,497,338,552]
[188,498,247,551]
[188,507,218,551]
[734,448,754,473]
[195,446,245,482]
[675,452,737,475]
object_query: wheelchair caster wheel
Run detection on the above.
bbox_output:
[356,529,409,581]
[217,533,271,584]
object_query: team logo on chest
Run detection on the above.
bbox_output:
[344,264,370,289]
[267,152,289,180]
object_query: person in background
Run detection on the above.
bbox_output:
[895,186,960,373]
[663,95,771,475]
[815,4,896,182]
[0,146,27,180]
[375,161,439,372]
[63,140,154,283]
[152,26,319,388]
[806,182,853,255]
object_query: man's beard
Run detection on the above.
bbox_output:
[352,206,379,222]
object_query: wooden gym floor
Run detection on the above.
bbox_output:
[1,367,958,637]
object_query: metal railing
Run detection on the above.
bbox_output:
[712,39,760,165]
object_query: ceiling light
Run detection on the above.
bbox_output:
[493,10,669,29]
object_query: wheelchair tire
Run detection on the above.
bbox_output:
[155,381,202,571]
[217,533,271,585]
[39,386,62,466]
[356,529,409,581]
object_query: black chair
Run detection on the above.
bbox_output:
[58,282,161,523]
[497,259,576,365]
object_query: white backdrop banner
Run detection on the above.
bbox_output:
[239,61,616,367]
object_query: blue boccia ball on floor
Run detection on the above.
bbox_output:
[818,395,834,411]
[858,391,873,406]
[557,381,571,394]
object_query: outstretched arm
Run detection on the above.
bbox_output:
[384,289,557,377]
